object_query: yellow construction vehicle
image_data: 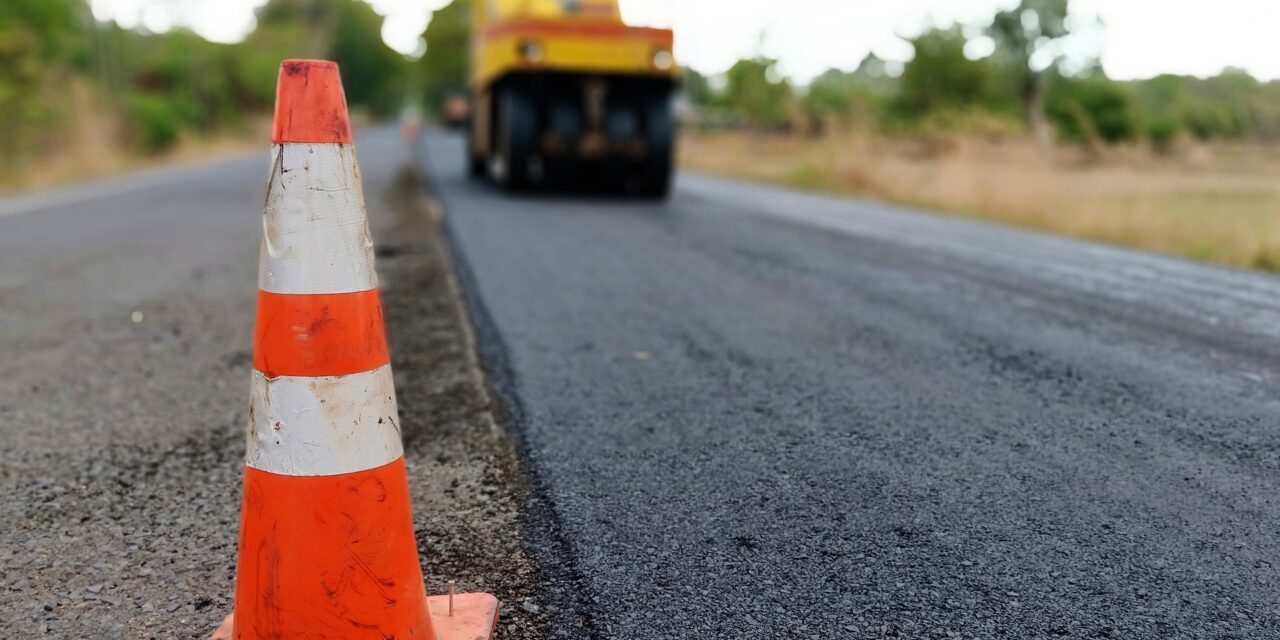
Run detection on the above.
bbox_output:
[467,0,676,196]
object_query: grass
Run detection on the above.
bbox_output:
[680,129,1280,273]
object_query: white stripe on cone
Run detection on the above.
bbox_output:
[247,365,403,476]
[260,143,378,295]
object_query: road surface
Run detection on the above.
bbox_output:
[4,124,1278,639]
[424,128,1280,638]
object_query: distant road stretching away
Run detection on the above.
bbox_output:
[425,128,1280,638]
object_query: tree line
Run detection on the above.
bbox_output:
[688,1,1280,154]
[5,0,1277,173]
[2,0,409,169]
[411,0,1280,153]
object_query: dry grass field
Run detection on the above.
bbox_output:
[681,129,1280,272]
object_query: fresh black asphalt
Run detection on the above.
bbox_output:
[425,128,1280,639]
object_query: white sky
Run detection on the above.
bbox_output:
[88,0,1280,83]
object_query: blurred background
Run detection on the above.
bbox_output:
[4,0,1280,269]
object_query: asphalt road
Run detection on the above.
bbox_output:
[425,128,1280,638]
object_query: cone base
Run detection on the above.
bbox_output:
[209,593,499,640]
[427,592,501,639]
[210,615,232,640]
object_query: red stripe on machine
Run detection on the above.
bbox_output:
[481,19,673,46]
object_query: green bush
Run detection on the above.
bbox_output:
[1044,77,1139,144]
[0,0,83,165]
[719,57,793,129]
[1183,104,1241,140]
[127,93,183,152]
[801,64,893,130]
[892,28,997,119]
[1145,115,1180,154]
[914,108,1024,137]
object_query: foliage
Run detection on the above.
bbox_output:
[120,29,251,132]
[1,0,412,164]
[685,3,1277,152]
[987,0,1070,117]
[8,0,1280,169]
[1132,69,1280,142]
[800,56,896,128]
[1043,76,1139,144]
[0,0,84,60]
[1144,115,1180,154]
[127,92,185,151]
[681,68,714,108]
[329,0,407,116]
[988,0,1069,75]
[0,0,85,164]
[418,0,471,113]
[893,28,997,119]
[252,0,408,117]
[718,57,793,129]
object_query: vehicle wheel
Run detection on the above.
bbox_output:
[466,120,486,179]
[492,84,537,190]
[639,92,674,198]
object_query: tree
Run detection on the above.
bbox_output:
[1043,75,1139,148]
[720,56,792,129]
[255,0,335,58]
[988,0,1071,150]
[418,0,471,113]
[249,0,407,117]
[115,29,233,148]
[894,27,994,119]
[1130,70,1280,143]
[330,0,406,116]
[0,0,85,162]
[0,0,83,61]
[681,67,713,108]
[800,61,894,132]
[803,69,859,129]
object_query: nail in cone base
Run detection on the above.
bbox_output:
[429,593,501,638]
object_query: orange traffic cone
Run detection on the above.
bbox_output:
[211,60,498,640]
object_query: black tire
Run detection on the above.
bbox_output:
[470,154,487,179]
[465,119,486,179]
[639,92,674,198]
[493,84,537,191]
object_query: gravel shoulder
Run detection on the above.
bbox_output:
[380,162,548,639]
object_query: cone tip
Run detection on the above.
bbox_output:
[273,59,353,144]
[282,58,337,69]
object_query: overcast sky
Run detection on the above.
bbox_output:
[88,0,1280,83]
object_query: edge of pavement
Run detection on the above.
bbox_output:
[0,149,263,221]
[412,135,606,639]
[375,154,556,640]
